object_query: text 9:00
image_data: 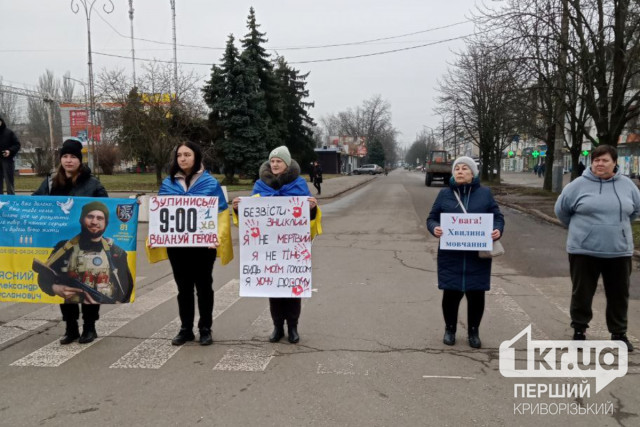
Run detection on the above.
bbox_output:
[159,208,197,233]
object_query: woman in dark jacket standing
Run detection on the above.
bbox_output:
[33,139,108,344]
[232,146,320,343]
[427,156,504,348]
[158,141,232,346]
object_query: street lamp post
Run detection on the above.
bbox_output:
[71,0,114,175]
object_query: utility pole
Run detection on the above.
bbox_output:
[44,98,56,169]
[71,0,114,177]
[170,0,178,95]
[552,0,569,193]
[129,0,136,87]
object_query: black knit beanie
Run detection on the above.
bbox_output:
[60,139,83,162]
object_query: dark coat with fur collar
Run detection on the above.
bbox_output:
[257,160,303,190]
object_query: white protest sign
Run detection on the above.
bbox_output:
[239,196,312,298]
[148,196,219,247]
[439,213,493,251]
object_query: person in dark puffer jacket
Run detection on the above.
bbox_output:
[33,139,108,345]
[427,156,505,349]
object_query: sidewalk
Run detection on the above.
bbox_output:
[225,174,377,201]
[500,171,572,189]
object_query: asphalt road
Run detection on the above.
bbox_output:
[0,169,638,426]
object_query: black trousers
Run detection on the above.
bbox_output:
[441,290,485,330]
[269,298,301,327]
[313,180,321,194]
[569,254,631,334]
[0,158,15,195]
[60,303,100,324]
[167,247,216,330]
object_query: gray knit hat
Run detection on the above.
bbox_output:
[452,156,479,177]
[269,146,292,166]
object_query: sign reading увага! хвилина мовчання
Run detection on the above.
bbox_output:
[439,213,494,251]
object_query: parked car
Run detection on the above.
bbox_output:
[353,164,383,175]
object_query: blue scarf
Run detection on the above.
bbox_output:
[252,176,311,197]
[159,171,228,211]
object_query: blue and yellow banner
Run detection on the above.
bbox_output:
[0,196,138,304]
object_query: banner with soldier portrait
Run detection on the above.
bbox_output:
[0,195,139,304]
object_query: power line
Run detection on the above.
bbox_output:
[94,31,479,66]
[94,8,470,52]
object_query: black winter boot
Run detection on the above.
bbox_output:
[269,324,285,343]
[78,323,98,344]
[60,321,80,345]
[468,327,481,349]
[199,328,213,346]
[611,333,634,352]
[443,325,456,346]
[171,327,195,346]
[287,325,300,344]
[573,328,586,341]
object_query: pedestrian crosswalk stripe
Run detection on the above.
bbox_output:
[10,279,177,368]
[490,285,549,340]
[110,279,240,369]
[212,307,274,372]
[0,305,61,346]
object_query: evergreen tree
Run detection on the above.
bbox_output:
[367,138,386,166]
[203,34,267,183]
[274,57,316,170]
[240,7,285,151]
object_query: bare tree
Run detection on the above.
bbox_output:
[0,77,19,125]
[438,42,525,181]
[97,62,208,183]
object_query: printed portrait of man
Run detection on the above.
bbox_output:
[35,201,133,303]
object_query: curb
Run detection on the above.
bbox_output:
[316,175,377,200]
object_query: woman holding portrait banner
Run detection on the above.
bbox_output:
[232,146,321,344]
[427,156,504,349]
[155,141,233,347]
[33,139,108,345]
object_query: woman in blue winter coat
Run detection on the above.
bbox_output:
[427,156,505,348]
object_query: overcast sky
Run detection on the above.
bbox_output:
[1,0,478,145]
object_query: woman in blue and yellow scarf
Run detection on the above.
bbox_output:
[232,146,321,344]
[156,141,233,347]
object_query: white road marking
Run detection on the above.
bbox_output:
[422,375,475,380]
[10,279,177,367]
[490,284,549,340]
[0,305,61,346]
[110,279,240,369]
[213,307,275,372]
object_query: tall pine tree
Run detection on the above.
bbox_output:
[203,34,267,183]
[274,57,316,170]
[240,7,285,152]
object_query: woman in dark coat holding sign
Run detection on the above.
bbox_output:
[158,141,232,346]
[427,156,504,349]
[33,139,108,345]
[232,146,320,344]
